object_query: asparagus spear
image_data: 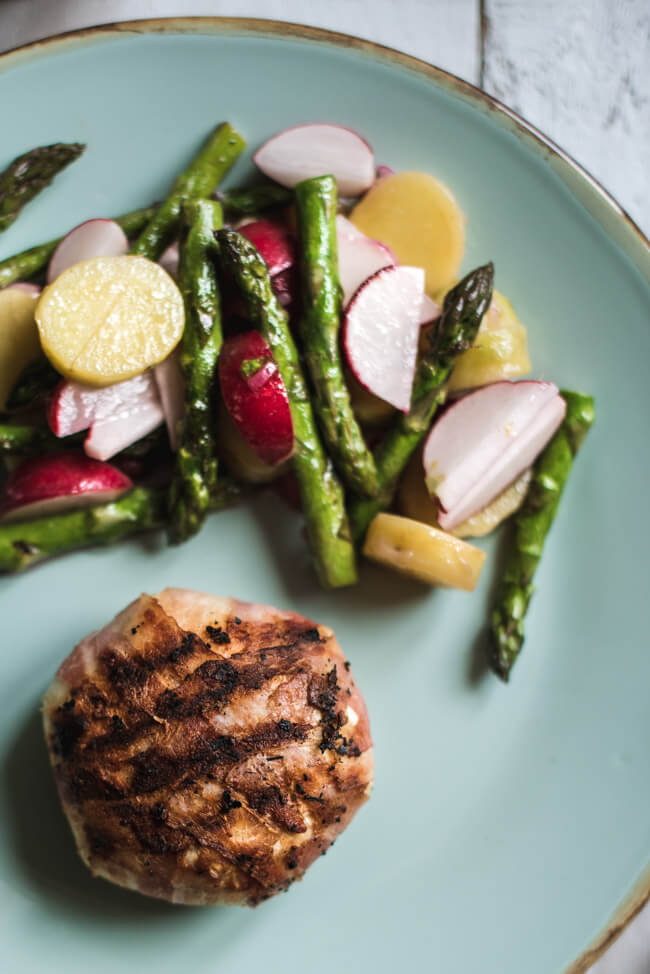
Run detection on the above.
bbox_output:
[349,263,494,542]
[220,183,291,217]
[490,390,595,681]
[0,143,85,233]
[0,481,241,574]
[130,123,245,261]
[295,175,378,497]
[168,199,224,543]
[0,205,155,290]
[215,228,358,588]
[6,357,61,411]
[0,423,60,454]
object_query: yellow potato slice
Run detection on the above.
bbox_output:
[397,447,532,538]
[447,290,531,392]
[363,512,485,590]
[35,255,184,386]
[0,288,42,407]
[350,171,465,295]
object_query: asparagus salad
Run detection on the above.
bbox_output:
[0,122,594,679]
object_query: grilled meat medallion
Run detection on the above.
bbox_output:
[42,588,373,905]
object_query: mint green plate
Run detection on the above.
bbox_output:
[0,20,648,974]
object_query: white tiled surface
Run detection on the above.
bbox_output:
[1,2,648,970]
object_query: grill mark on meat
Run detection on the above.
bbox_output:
[126,720,311,797]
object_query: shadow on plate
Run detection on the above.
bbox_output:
[2,704,198,925]
[249,491,435,614]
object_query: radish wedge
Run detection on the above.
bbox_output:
[344,265,425,412]
[254,124,375,197]
[239,219,295,276]
[0,452,131,522]
[47,218,129,283]
[153,350,185,451]
[423,380,566,531]
[336,215,395,306]
[218,331,294,466]
[49,371,164,461]
[420,293,440,326]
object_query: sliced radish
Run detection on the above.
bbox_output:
[153,350,185,451]
[49,371,164,461]
[376,165,395,180]
[336,217,396,306]
[6,282,41,295]
[218,331,294,466]
[420,293,441,326]
[159,241,180,279]
[271,267,296,308]
[239,219,295,277]
[47,219,129,283]
[423,381,566,531]
[0,451,132,521]
[336,215,367,243]
[344,265,425,412]
[254,124,375,197]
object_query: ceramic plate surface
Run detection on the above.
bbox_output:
[0,20,649,974]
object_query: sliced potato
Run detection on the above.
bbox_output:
[397,447,532,538]
[349,171,465,295]
[35,255,184,386]
[0,288,42,408]
[447,290,531,392]
[363,512,485,590]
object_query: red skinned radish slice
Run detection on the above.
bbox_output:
[423,380,566,530]
[159,241,179,279]
[218,330,294,466]
[49,371,164,461]
[344,265,425,412]
[47,219,129,283]
[153,350,185,450]
[254,124,375,197]
[239,219,295,276]
[0,451,132,521]
[6,283,41,295]
[376,165,395,180]
[336,217,395,306]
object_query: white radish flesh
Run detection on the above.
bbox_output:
[47,219,129,283]
[420,293,440,325]
[153,350,185,451]
[344,265,425,412]
[337,225,395,306]
[254,124,375,197]
[49,371,164,460]
[1,491,126,522]
[423,381,566,531]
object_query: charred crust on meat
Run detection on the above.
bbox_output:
[220,789,242,814]
[308,665,346,752]
[205,625,230,644]
[51,710,86,758]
